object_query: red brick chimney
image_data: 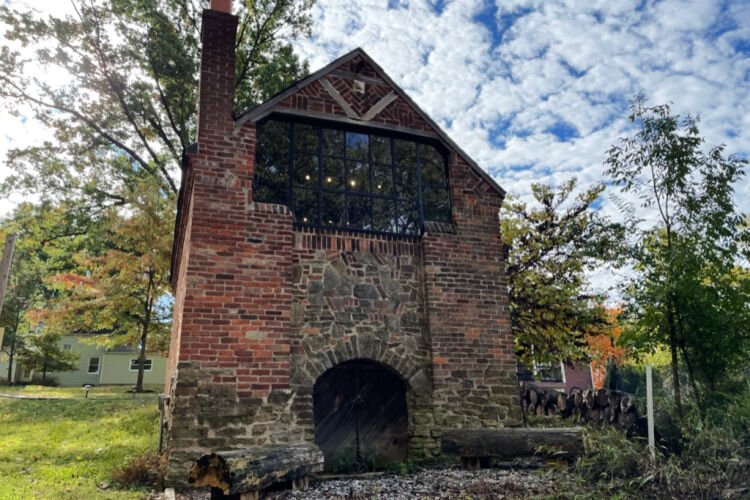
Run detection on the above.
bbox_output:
[197,0,237,140]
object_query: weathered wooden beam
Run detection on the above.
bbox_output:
[442,428,583,465]
[188,443,324,496]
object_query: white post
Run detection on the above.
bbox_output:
[646,365,655,460]
[0,233,16,316]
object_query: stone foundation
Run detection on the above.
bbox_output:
[164,5,520,488]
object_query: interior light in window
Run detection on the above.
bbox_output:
[305,174,311,181]
[326,176,333,184]
[349,179,357,188]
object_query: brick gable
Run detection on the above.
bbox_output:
[164,8,519,487]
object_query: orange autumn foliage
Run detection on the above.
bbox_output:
[586,307,626,389]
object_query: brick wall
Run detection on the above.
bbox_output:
[423,154,522,429]
[164,8,520,486]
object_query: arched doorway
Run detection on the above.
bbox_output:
[313,359,408,470]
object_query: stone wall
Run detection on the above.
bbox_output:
[287,232,437,457]
[164,6,521,488]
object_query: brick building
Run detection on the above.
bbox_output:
[164,0,521,486]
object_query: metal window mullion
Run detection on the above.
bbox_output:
[416,144,425,234]
[316,126,323,227]
[366,135,373,230]
[288,122,295,215]
[390,138,400,234]
[343,132,350,228]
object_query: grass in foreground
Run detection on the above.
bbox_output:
[0,386,160,500]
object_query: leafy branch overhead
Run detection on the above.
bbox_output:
[0,0,312,205]
[501,178,625,366]
[0,0,314,389]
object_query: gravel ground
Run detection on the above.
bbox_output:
[168,466,571,499]
[270,467,567,499]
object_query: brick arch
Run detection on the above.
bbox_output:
[292,333,430,395]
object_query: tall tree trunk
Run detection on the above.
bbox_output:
[135,283,154,392]
[6,312,20,385]
[135,326,148,393]
[679,342,702,406]
[667,301,683,417]
[664,221,683,418]
[6,333,15,385]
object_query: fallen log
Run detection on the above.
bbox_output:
[442,428,584,468]
[188,443,324,498]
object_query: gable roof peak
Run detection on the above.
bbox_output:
[236,48,505,198]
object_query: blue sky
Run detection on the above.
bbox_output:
[1,0,749,293]
[293,0,750,222]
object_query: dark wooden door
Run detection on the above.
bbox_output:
[313,360,408,470]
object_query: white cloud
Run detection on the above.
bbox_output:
[1,0,748,294]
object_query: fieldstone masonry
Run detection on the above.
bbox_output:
[164,2,521,488]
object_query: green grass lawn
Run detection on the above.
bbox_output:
[0,385,161,499]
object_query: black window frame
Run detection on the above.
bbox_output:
[253,115,452,237]
[129,359,153,371]
[87,357,100,374]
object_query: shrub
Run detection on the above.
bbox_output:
[111,451,166,489]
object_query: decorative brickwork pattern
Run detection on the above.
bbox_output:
[164,7,519,488]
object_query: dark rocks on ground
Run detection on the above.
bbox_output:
[155,466,571,500]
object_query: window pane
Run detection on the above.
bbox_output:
[322,158,344,191]
[396,171,418,203]
[295,124,318,153]
[257,120,289,159]
[372,164,393,196]
[88,357,100,373]
[394,139,416,169]
[323,129,345,157]
[395,140,418,198]
[321,191,345,228]
[293,153,317,187]
[423,186,451,222]
[346,195,372,231]
[255,121,289,204]
[346,132,368,161]
[294,188,317,225]
[370,135,391,164]
[397,202,420,235]
[373,199,397,233]
[420,145,447,186]
[130,359,153,371]
[347,161,369,192]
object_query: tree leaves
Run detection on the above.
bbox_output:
[501,178,625,366]
[607,95,749,403]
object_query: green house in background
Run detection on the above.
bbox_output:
[0,334,166,386]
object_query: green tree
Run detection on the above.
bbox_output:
[0,203,95,384]
[605,95,749,413]
[501,178,625,366]
[41,182,173,392]
[0,0,312,204]
[16,331,78,384]
[0,0,313,387]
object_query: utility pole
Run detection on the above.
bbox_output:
[0,234,16,383]
[0,233,16,314]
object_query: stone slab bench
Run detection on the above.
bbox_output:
[188,443,324,499]
[441,428,584,469]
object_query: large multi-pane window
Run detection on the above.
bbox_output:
[253,118,451,236]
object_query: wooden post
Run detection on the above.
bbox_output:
[0,233,16,317]
[646,365,655,460]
